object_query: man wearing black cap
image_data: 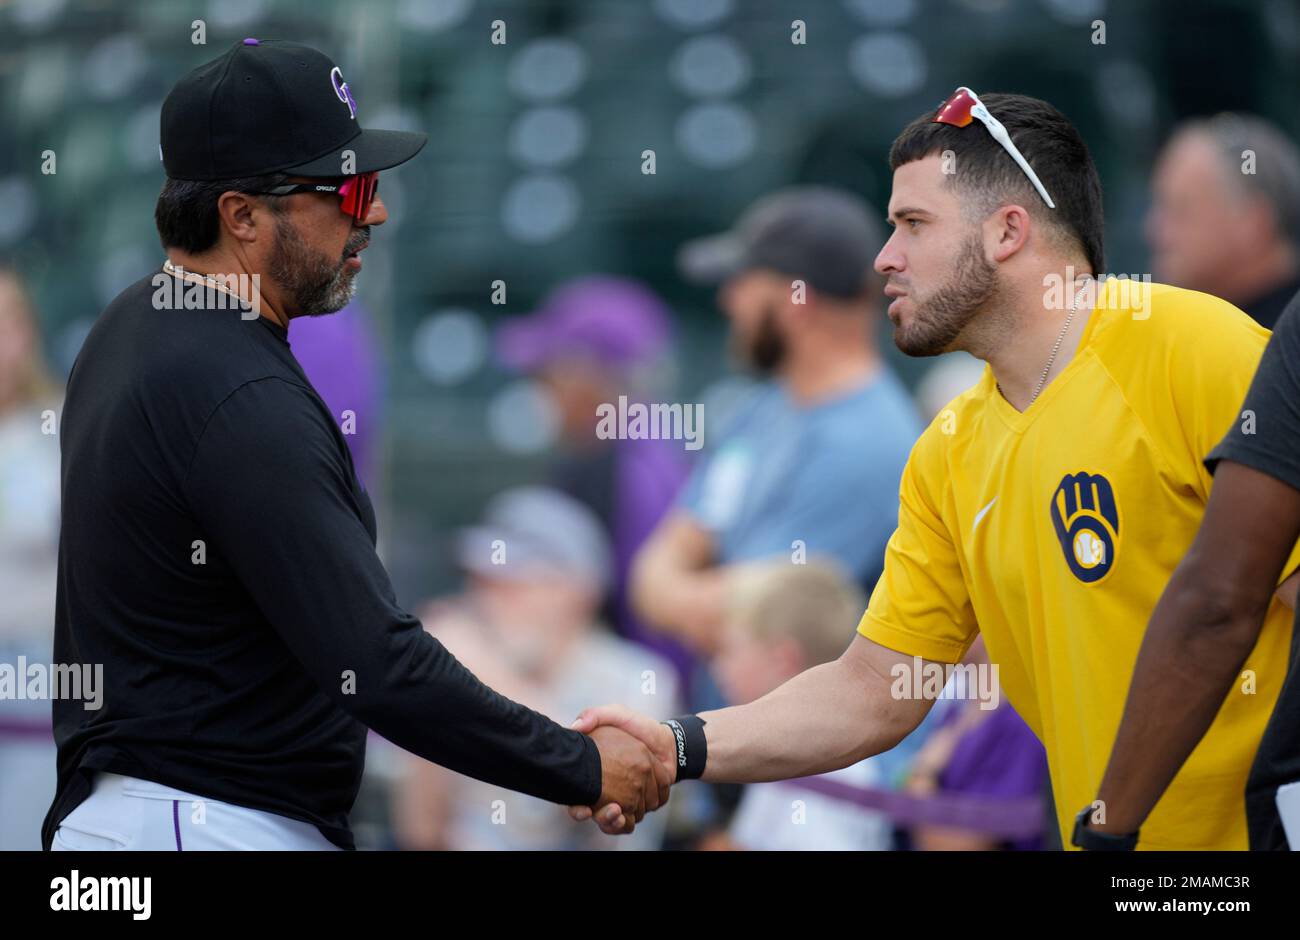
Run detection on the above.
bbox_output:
[631,186,923,655]
[43,40,666,850]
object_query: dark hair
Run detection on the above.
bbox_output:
[889,93,1104,274]
[154,174,287,253]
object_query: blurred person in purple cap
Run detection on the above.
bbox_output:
[495,277,692,684]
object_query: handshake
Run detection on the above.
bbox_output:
[567,705,686,835]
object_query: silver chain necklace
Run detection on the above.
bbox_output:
[1026,277,1093,406]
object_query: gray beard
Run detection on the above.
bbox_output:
[269,215,364,318]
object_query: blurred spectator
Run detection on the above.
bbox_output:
[496,277,691,681]
[703,560,898,850]
[903,638,1050,851]
[914,352,986,422]
[632,187,922,657]
[1147,113,1300,328]
[0,265,61,849]
[392,486,677,850]
[288,301,384,491]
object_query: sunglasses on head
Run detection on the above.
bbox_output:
[933,86,1056,210]
[250,171,379,224]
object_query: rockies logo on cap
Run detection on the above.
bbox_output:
[330,67,357,120]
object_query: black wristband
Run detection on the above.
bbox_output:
[662,715,708,781]
[1071,804,1139,851]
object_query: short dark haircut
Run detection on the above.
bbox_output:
[889,93,1105,275]
[154,174,287,253]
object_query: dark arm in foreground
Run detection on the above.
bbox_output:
[1091,460,1300,838]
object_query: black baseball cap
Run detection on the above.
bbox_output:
[678,186,884,300]
[160,38,427,181]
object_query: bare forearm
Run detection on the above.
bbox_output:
[630,544,726,650]
[1095,572,1263,833]
[698,658,922,784]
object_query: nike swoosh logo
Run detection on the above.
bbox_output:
[973,497,998,534]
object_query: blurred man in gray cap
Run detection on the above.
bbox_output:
[395,487,679,850]
[1147,113,1300,328]
[631,186,923,656]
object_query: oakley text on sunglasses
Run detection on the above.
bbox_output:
[249,171,380,224]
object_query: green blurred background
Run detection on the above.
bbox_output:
[3,0,1298,603]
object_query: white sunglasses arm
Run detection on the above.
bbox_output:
[970,103,1058,210]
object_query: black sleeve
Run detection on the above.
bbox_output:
[1206,291,1300,492]
[185,376,602,807]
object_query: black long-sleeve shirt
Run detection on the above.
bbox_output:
[41,272,601,850]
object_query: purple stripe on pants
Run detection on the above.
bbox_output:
[173,800,182,851]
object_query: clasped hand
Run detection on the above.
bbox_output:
[569,705,678,835]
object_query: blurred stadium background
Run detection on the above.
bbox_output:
[2,0,1299,849]
[4,0,1298,600]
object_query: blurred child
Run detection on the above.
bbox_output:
[705,559,897,850]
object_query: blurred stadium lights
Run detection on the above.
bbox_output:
[0,178,37,247]
[412,308,490,387]
[848,32,928,98]
[1040,0,1108,26]
[1266,0,1300,52]
[676,101,758,168]
[505,36,588,244]
[502,173,581,243]
[843,0,919,27]
[9,0,67,31]
[487,379,560,454]
[653,0,734,32]
[670,34,752,99]
[396,0,473,33]
[1096,61,1157,129]
[508,106,588,169]
[205,0,268,31]
[952,0,1016,14]
[507,37,587,101]
[83,34,148,101]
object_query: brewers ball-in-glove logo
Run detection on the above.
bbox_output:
[1050,471,1120,583]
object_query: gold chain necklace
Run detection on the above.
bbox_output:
[998,277,1094,408]
[1028,278,1093,405]
[161,259,247,304]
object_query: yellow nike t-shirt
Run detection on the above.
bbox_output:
[858,279,1296,850]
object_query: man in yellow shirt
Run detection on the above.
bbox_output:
[569,88,1296,849]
